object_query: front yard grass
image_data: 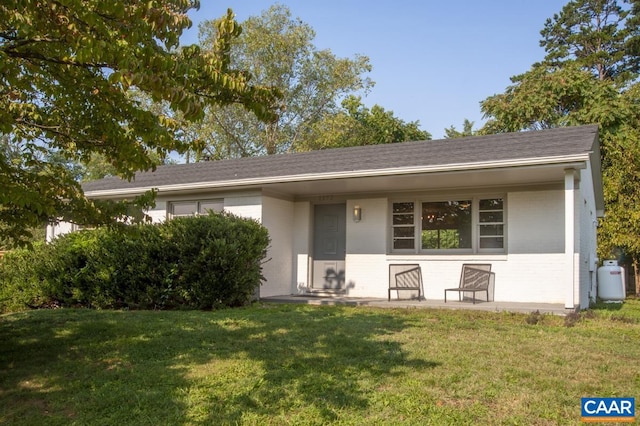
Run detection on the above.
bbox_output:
[1,300,639,425]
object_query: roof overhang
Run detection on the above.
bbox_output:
[85,154,591,199]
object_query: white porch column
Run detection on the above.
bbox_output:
[564,169,576,309]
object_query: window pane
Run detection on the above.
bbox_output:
[480,198,503,210]
[393,202,414,213]
[480,211,503,223]
[421,201,471,249]
[393,239,415,250]
[393,214,414,225]
[392,202,415,251]
[479,198,504,249]
[199,200,223,214]
[479,225,503,236]
[172,202,197,216]
[480,237,504,249]
[394,226,415,238]
[422,229,464,249]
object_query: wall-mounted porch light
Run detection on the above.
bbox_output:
[353,205,362,222]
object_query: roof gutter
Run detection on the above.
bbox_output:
[85,154,590,198]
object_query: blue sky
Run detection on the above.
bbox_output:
[180,1,570,139]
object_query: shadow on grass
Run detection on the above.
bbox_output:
[0,305,439,424]
[590,300,624,311]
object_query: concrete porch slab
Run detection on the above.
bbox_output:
[260,295,572,316]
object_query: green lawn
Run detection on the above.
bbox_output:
[1,301,639,425]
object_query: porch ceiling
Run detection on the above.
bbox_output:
[258,162,581,198]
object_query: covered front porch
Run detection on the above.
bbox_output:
[261,294,572,315]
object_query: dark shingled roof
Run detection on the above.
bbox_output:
[83,125,599,193]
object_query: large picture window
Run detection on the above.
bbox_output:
[391,197,504,253]
[421,200,472,249]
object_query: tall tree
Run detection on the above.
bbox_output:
[540,0,637,82]
[597,83,640,262]
[480,0,640,283]
[194,4,373,158]
[480,64,621,133]
[1,2,278,245]
[625,0,640,61]
[298,96,430,151]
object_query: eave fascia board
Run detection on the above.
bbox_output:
[84,154,590,198]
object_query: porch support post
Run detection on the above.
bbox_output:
[564,169,576,309]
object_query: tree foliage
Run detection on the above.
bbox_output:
[0,1,278,246]
[193,4,373,159]
[444,119,478,139]
[597,85,640,260]
[540,0,637,82]
[0,213,270,311]
[480,64,624,133]
[298,96,430,151]
[480,65,640,261]
[480,0,640,264]
[625,0,640,62]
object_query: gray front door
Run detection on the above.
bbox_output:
[312,204,346,289]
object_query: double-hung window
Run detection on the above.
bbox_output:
[478,198,504,249]
[391,197,505,253]
[392,202,417,250]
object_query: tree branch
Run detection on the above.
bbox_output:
[4,49,112,69]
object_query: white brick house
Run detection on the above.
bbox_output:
[49,125,604,310]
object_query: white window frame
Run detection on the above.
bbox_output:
[390,195,506,254]
[168,199,224,219]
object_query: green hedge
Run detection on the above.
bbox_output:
[0,213,270,312]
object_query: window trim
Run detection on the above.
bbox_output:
[390,195,506,254]
[168,199,224,219]
[421,199,473,252]
[391,201,417,251]
[478,198,505,252]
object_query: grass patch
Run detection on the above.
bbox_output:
[1,301,639,425]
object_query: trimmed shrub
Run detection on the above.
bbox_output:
[39,226,171,309]
[0,243,54,311]
[0,212,270,312]
[163,212,270,309]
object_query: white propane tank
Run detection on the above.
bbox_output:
[597,260,626,302]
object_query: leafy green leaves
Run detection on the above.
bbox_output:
[0,212,269,311]
[299,96,431,151]
[193,4,373,158]
[540,0,635,82]
[479,61,640,262]
[0,1,279,246]
[480,64,621,133]
[478,1,640,263]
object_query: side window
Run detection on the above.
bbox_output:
[479,198,504,249]
[198,200,224,215]
[169,200,223,218]
[171,201,198,217]
[392,202,415,250]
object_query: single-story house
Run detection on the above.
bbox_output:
[48,124,604,310]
